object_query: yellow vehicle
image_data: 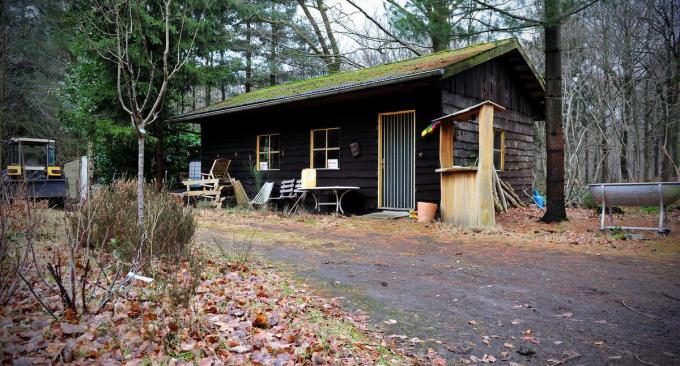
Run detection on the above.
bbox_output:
[2,137,66,199]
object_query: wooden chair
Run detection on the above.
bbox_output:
[201,158,231,181]
[181,158,233,207]
[233,180,249,206]
[180,178,224,207]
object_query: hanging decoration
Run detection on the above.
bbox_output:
[421,120,442,137]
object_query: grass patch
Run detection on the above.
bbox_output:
[301,308,404,364]
[640,206,660,214]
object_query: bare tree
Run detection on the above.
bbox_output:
[92,0,198,226]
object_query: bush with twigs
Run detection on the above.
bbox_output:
[0,184,45,305]
[67,179,196,263]
[12,180,200,317]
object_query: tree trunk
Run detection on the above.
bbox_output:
[428,1,452,51]
[540,0,568,223]
[154,118,165,190]
[269,20,278,86]
[316,0,341,72]
[245,20,252,93]
[205,52,212,106]
[137,132,145,228]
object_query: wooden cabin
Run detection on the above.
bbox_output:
[168,38,544,215]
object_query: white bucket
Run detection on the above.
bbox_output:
[301,168,316,188]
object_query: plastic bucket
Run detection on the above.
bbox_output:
[417,202,437,223]
[301,168,316,188]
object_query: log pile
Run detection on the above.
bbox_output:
[492,169,526,213]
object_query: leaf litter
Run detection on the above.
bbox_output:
[1,253,419,365]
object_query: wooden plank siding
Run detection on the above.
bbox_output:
[441,57,537,200]
[198,56,540,213]
[200,81,442,213]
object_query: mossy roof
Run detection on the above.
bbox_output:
[172,38,541,122]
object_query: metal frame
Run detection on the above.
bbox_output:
[597,183,669,233]
[377,110,416,210]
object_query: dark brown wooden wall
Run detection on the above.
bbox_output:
[442,57,538,199]
[200,80,442,213]
[198,56,541,212]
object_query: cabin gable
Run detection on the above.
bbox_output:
[441,55,539,196]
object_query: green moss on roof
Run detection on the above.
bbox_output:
[185,38,516,116]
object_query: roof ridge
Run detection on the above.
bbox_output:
[214,38,516,102]
[172,38,527,121]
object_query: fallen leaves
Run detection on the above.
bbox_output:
[470,354,497,363]
[520,329,540,344]
[59,323,87,335]
[252,313,269,329]
[2,252,414,365]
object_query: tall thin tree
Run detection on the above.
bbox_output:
[92,0,199,226]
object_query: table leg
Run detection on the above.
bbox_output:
[658,183,665,232]
[312,192,319,212]
[600,184,606,230]
[333,190,340,213]
[338,190,352,214]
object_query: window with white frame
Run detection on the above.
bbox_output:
[310,128,340,169]
[257,133,280,170]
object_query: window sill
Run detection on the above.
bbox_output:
[313,168,340,171]
[258,169,280,172]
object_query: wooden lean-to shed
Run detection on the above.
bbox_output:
[425,101,506,227]
[167,38,544,217]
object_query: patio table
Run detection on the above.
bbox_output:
[288,186,359,215]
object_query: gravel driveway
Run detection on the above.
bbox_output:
[200,213,680,365]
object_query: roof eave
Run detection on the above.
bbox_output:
[168,69,444,123]
[442,39,545,91]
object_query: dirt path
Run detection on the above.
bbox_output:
[199,212,680,365]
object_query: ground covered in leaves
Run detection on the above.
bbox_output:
[196,206,680,365]
[0,216,417,365]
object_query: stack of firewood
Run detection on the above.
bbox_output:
[492,169,526,213]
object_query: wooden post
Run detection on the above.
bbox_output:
[476,104,496,227]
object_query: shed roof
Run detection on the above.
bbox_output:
[169,38,543,122]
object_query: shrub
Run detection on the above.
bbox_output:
[580,191,598,210]
[68,180,196,263]
[0,184,45,305]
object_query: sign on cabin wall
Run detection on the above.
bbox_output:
[327,159,339,169]
[260,162,268,170]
